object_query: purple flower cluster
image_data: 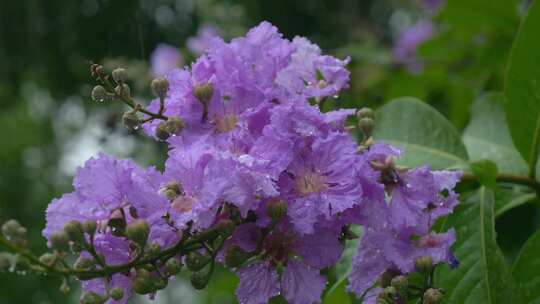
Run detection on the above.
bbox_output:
[44,21,459,304]
[393,21,434,73]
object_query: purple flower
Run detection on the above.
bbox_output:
[187,25,220,55]
[231,221,342,304]
[150,44,183,77]
[393,21,434,73]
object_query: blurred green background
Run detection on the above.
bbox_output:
[0,0,535,303]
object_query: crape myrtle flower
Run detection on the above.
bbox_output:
[393,20,434,73]
[150,43,183,77]
[187,25,220,55]
[347,144,461,297]
[224,221,343,304]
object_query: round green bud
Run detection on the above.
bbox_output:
[74,256,94,271]
[224,245,250,268]
[91,85,107,101]
[115,83,131,98]
[125,220,149,248]
[63,220,85,245]
[39,253,56,266]
[145,243,161,257]
[82,220,97,235]
[132,269,155,295]
[423,288,443,304]
[414,256,433,274]
[217,219,236,238]
[266,198,288,221]
[165,258,182,276]
[110,287,124,301]
[390,275,408,291]
[358,117,375,137]
[155,121,170,141]
[2,219,22,238]
[164,117,185,135]
[356,107,374,120]
[80,291,105,304]
[112,68,128,83]
[50,231,70,252]
[0,252,12,271]
[151,78,169,99]
[190,271,210,290]
[122,111,140,130]
[193,83,214,104]
[185,251,211,272]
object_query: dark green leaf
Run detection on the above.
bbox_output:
[463,93,527,175]
[436,188,523,303]
[373,97,468,169]
[512,229,540,304]
[504,0,540,176]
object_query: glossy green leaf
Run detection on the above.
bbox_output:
[512,229,540,304]
[470,159,498,189]
[435,188,523,303]
[504,0,540,177]
[463,93,528,175]
[373,97,468,169]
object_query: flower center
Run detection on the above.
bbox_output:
[171,195,195,213]
[215,114,238,133]
[296,171,327,195]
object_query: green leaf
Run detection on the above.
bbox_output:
[470,159,499,189]
[504,0,540,177]
[436,188,523,303]
[512,229,540,304]
[494,187,535,218]
[463,93,528,175]
[373,97,468,169]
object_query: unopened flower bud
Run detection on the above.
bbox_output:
[112,68,128,83]
[165,258,182,276]
[63,220,85,245]
[80,291,105,304]
[414,256,433,274]
[151,78,169,99]
[190,271,210,290]
[110,287,124,301]
[115,83,131,98]
[132,269,155,295]
[160,181,182,200]
[266,198,288,221]
[358,117,375,137]
[390,275,408,290]
[155,121,170,141]
[2,219,22,239]
[186,251,211,272]
[91,85,107,101]
[423,288,443,304]
[217,219,235,238]
[357,107,374,119]
[224,245,250,268]
[165,117,185,135]
[382,286,397,298]
[74,256,94,271]
[122,111,140,130]
[125,220,149,248]
[193,83,214,104]
[50,231,70,252]
[39,253,56,266]
[0,252,12,271]
[83,220,97,235]
[145,243,161,257]
[60,279,70,294]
